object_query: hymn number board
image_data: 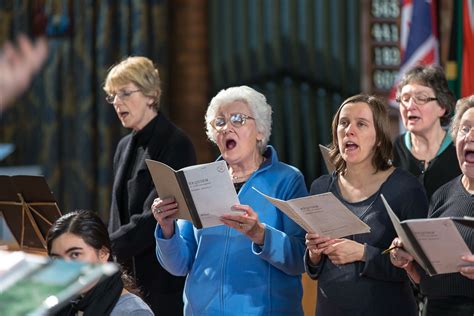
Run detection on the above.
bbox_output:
[362,0,401,95]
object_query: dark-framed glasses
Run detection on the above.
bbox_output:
[396,94,438,107]
[105,89,141,104]
[211,113,255,131]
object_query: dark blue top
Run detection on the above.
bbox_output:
[305,168,429,316]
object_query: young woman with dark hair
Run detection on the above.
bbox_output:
[46,210,154,316]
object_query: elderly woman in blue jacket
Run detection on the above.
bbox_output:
[151,85,308,315]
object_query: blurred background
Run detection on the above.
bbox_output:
[0,0,470,221]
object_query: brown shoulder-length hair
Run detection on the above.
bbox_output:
[328,94,393,174]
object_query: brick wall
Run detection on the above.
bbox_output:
[169,0,214,163]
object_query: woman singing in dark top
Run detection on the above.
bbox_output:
[103,56,196,315]
[305,94,429,316]
[393,65,460,200]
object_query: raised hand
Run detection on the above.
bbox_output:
[0,35,48,110]
[152,197,179,239]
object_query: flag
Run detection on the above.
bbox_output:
[446,0,462,97]
[446,0,474,99]
[462,0,474,97]
[389,0,439,106]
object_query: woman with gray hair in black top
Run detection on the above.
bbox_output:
[389,95,474,316]
[393,65,461,200]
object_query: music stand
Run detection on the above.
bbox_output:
[0,175,62,251]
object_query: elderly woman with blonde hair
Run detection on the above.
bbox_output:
[104,56,196,315]
[152,85,308,315]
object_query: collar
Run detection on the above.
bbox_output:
[217,145,276,172]
[404,131,453,157]
[131,113,159,146]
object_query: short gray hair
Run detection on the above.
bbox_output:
[396,65,455,127]
[205,86,272,154]
[450,95,474,140]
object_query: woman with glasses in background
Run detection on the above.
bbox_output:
[393,65,461,201]
[103,56,196,316]
[389,96,474,315]
[152,86,308,315]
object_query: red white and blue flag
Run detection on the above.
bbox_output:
[389,0,439,106]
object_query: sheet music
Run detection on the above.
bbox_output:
[381,195,472,275]
[146,159,240,228]
[254,187,370,238]
[182,161,240,227]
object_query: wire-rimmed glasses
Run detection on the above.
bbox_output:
[105,90,141,104]
[211,113,255,131]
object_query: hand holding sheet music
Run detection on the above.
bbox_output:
[381,195,473,276]
[146,159,240,228]
[253,187,370,238]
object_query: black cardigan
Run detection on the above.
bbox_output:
[392,134,461,201]
[108,113,196,316]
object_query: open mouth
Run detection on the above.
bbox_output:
[407,115,420,122]
[119,112,129,119]
[226,139,237,150]
[345,141,359,151]
[465,150,474,163]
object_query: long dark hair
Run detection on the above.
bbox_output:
[46,210,140,295]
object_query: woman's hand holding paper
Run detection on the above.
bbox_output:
[152,197,179,239]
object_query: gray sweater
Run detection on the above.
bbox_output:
[418,175,474,299]
[111,293,154,316]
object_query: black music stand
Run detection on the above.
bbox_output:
[0,175,62,251]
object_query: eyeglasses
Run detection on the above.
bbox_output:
[396,94,438,107]
[211,113,255,131]
[105,89,141,104]
[458,125,474,137]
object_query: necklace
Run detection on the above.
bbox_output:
[230,156,265,181]
[232,168,258,181]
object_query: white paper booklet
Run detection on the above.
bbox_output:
[146,159,240,228]
[253,187,370,238]
[381,194,473,275]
